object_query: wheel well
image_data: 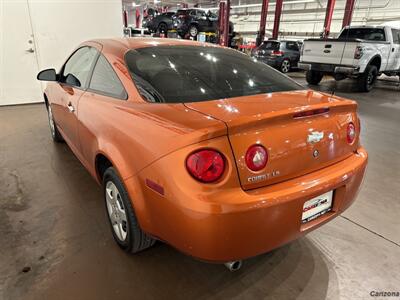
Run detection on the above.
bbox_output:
[96,154,113,181]
[369,56,381,71]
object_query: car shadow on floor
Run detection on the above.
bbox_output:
[13,141,339,300]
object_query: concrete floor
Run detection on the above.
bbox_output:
[1,76,399,300]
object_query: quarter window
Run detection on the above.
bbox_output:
[391,29,400,44]
[61,47,97,88]
[89,55,127,99]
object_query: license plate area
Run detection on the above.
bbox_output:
[302,190,333,224]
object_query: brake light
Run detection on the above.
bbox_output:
[354,46,364,59]
[347,122,356,144]
[245,145,268,171]
[271,50,284,56]
[186,149,225,183]
[293,108,329,119]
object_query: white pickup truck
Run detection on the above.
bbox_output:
[299,25,400,91]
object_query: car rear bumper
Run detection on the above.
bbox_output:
[254,56,283,68]
[126,147,367,263]
[299,62,359,75]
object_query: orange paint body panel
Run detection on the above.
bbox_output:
[44,38,368,262]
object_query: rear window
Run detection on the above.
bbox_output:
[259,41,280,51]
[125,46,302,103]
[339,28,386,41]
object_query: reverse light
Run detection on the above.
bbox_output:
[347,122,356,144]
[245,145,268,171]
[186,149,225,183]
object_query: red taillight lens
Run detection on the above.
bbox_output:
[347,122,356,144]
[272,50,284,56]
[186,149,225,183]
[245,145,268,171]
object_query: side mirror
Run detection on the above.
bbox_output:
[37,69,57,81]
[65,73,81,87]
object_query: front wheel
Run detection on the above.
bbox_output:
[306,70,323,85]
[280,59,291,73]
[47,104,64,142]
[357,65,377,92]
[189,25,198,37]
[103,167,155,253]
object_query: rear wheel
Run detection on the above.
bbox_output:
[280,59,291,73]
[306,70,323,85]
[357,65,377,92]
[189,25,198,37]
[47,104,64,142]
[103,167,155,253]
[157,22,168,33]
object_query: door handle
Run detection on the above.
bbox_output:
[26,48,35,53]
[67,103,75,113]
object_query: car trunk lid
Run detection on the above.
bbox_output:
[185,90,359,190]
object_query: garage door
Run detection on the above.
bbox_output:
[0,1,43,105]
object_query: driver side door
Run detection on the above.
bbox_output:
[52,46,98,152]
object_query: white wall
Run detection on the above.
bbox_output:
[0,0,124,105]
[30,0,123,70]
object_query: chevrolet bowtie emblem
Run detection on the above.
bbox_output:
[307,131,324,144]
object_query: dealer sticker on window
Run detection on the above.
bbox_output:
[302,191,333,223]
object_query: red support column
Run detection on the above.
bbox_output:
[272,0,283,40]
[135,8,140,28]
[123,10,128,27]
[223,0,231,47]
[322,0,336,38]
[342,0,356,28]
[256,0,270,46]
[218,2,226,46]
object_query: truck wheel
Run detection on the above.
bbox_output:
[103,167,155,253]
[357,65,377,92]
[306,70,323,85]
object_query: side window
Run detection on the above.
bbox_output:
[197,10,206,18]
[61,47,97,88]
[286,42,299,51]
[89,55,127,100]
[392,29,400,44]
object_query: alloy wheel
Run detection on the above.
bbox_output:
[281,60,290,73]
[105,181,128,241]
[48,106,56,138]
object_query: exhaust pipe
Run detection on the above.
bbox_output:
[224,261,242,272]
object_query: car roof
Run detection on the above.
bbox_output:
[85,37,219,56]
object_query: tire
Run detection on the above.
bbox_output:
[157,22,168,33]
[357,65,378,92]
[47,104,64,143]
[280,59,291,73]
[103,167,155,253]
[306,70,323,85]
[189,25,198,37]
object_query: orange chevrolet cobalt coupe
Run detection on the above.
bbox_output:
[38,38,367,270]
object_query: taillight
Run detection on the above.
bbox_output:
[245,145,268,171]
[186,149,225,183]
[354,46,364,59]
[347,122,356,144]
[271,50,284,56]
[293,107,329,119]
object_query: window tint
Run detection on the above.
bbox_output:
[259,41,280,51]
[89,55,127,99]
[339,28,386,41]
[61,47,97,88]
[286,41,299,51]
[125,46,302,103]
[392,29,400,44]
